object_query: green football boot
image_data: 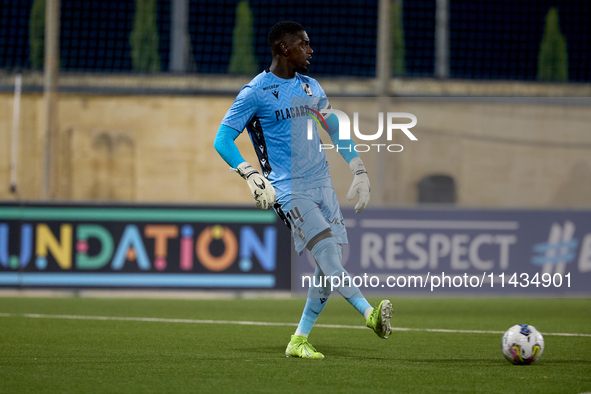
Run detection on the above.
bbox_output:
[285,335,324,359]
[366,299,393,339]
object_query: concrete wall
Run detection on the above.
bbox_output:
[323,97,591,208]
[1,91,590,208]
[0,93,258,204]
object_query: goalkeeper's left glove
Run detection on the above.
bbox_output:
[235,161,276,210]
[346,157,370,214]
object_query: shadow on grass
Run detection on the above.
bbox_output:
[235,345,284,355]
[400,359,591,366]
[403,358,506,365]
[315,345,391,360]
[526,360,591,365]
[235,345,390,360]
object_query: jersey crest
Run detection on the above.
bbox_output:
[301,83,313,97]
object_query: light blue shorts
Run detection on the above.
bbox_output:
[277,187,348,254]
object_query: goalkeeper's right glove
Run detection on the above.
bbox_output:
[235,162,276,210]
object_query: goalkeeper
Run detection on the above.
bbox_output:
[214,21,392,359]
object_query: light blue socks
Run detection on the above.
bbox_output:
[295,237,372,336]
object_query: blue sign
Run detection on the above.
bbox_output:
[293,208,591,295]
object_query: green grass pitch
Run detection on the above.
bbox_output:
[0,297,590,393]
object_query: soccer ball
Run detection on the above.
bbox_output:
[501,324,544,365]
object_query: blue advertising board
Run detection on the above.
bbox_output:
[0,203,291,289]
[293,208,591,295]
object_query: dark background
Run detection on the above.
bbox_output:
[0,0,589,81]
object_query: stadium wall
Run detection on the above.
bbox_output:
[0,79,590,207]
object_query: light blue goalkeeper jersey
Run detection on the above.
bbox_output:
[221,70,332,201]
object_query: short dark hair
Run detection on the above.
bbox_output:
[267,21,305,47]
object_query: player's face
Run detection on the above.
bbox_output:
[287,30,313,72]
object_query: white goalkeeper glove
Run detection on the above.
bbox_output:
[235,162,276,210]
[346,157,370,214]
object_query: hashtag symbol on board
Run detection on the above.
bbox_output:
[531,221,578,276]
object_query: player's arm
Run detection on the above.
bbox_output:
[213,124,276,210]
[324,113,370,214]
[213,87,275,210]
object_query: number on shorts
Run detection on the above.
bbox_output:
[287,206,303,224]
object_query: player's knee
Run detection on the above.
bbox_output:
[311,237,347,282]
[306,228,334,251]
[310,235,338,257]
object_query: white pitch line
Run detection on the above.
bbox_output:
[1,313,590,337]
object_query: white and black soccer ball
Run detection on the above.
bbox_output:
[501,324,544,365]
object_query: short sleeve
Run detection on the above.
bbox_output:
[221,85,259,133]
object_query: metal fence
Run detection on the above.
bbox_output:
[0,0,589,82]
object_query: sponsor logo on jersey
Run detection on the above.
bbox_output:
[262,84,279,90]
[274,104,321,122]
